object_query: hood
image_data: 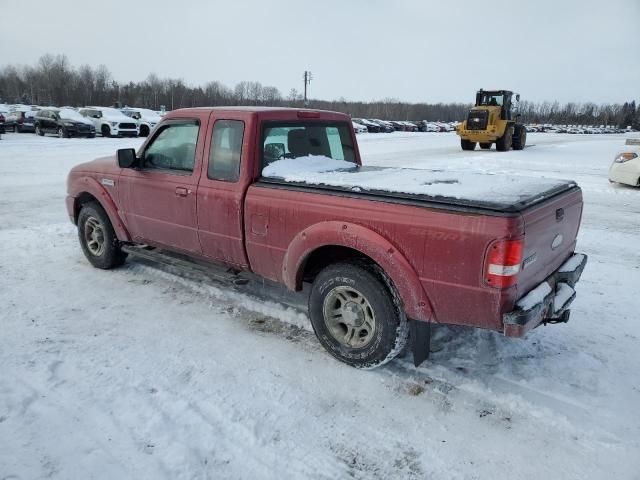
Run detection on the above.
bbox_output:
[71,155,120,176]
[102,111,131,122]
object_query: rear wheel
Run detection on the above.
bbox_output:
[496,126,513,151]
[512,124,527,150]
[77,202,127,269]
[36,124,44,136]
[309,262,408,368]
[461,139,476,151]
[479,142,492,149]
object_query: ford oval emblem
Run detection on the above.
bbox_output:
[551,234,563,250]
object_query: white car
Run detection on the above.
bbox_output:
[78,106,139,137]
[121,107,162,137]
[609,139,640,187]
[352,121,367,134]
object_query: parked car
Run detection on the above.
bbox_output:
[35,108,96,138]
[79,107,138,137]
[67,107,587,369]
[609,139,640,187]
[353,118,380,133]
[370,119,394,132]
[6,110,37,133]
[121,107,162,137]
[351,121,367,134]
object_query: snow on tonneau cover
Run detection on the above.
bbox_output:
[263,155,584,297]
[262,155,577,212]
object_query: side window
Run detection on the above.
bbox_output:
[208,120,244,182]
[143,121,199,173]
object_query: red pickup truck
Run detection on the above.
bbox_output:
[66,107,587,368]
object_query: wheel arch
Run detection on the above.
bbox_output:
[70,177,131,241]
[283,221,435,322]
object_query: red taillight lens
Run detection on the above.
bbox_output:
[484,238,524,288]
[297,110,320,118]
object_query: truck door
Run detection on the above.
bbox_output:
[118,117,205,253]
[196,116,250,267]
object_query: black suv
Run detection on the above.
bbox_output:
[35,108,96,138]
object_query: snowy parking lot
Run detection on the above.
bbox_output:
[1,131,639,479]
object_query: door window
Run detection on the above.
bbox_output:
[208,120,245,182]
[142,121,199,173]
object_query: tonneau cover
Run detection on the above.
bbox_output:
[261,159,578,213]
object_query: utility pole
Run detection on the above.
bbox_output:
[303,71,312,107]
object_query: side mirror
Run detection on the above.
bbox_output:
[117,148,138,168]
[264,143,286,160]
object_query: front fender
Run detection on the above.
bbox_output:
[69,176,131,242]
[283,221,435,322]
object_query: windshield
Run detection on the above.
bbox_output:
[59,109,85,122]
[261,122,356,171]
[478,93,504,106]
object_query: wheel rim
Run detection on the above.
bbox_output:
[323,286,376,348]
[84,216,105,256]
[58,128,64,138]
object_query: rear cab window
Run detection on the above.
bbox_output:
[261,122,355,173]
[208,120,245,182]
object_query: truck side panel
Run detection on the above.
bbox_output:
[244,184,523,329]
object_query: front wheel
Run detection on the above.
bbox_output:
[58,127,69,138]
[36,125,44,136]
[77,202,127,269]
[461,139,476,151]
[512,124,527,150]
[101,125,111,138]
[309,262,408,368]
[496,126,514,151]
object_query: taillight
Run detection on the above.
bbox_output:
[484,238,524,288]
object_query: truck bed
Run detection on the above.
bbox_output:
[261,162,579,214]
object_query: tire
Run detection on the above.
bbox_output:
[139,125,150,137]
[101,125,111,138]
[58,127,69,139]
[77,202,127,269]
[88,133,96,138]
[496,126,513,151]
[308,262,409,368]
[512,124,527,150]
[461,139,476,151]
[479,143,492,149]
[14,124,21,133]
[36,124,44,136]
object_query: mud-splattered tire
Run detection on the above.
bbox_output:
[461,139,476,151]
[309,262,408,368]
[77,202,127,269]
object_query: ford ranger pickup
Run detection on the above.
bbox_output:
[66,107,587,368]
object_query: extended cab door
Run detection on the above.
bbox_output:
[196,113,252,267]
[118,116,207,253]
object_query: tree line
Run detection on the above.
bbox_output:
[0,54,638,128]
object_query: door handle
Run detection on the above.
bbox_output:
[175,187,189,197]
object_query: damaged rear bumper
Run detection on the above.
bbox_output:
[503,253,588,337]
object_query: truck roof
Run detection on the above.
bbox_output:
[168,106,351,121]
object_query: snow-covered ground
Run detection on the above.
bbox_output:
[1,132,639,479]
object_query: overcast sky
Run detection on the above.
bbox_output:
[1,0,638,104]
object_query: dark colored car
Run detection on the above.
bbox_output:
[0,112,6,135]
[35,108,96,138]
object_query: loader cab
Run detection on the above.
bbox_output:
[475,90,518,120]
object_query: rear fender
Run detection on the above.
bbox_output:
[283,221,435,322]
[70,176,131,241]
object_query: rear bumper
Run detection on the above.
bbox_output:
[503,253,588,337]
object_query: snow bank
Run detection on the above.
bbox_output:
[262,155,572,205]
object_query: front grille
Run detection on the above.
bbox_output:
[467,110,488,130]
[77,124,90,131]
[119,123,137,130]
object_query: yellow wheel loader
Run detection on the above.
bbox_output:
[456,89,526,151]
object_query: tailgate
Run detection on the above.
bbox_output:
[517,188,583,296]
